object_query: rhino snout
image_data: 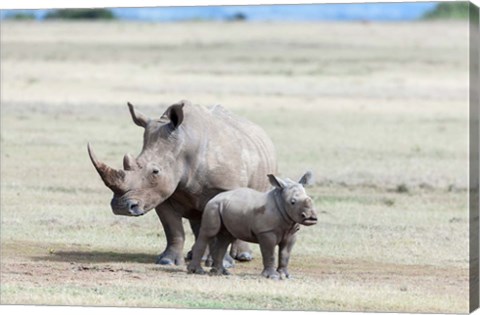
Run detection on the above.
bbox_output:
[127,200,145,216]
[111,197,145,217]
[301,211,317,226]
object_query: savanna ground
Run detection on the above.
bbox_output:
[0,20,471,313]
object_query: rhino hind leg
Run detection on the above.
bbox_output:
[222,252,235,268]
[187,202,224,274]
[230,240,253,262]
[188,238,215,273]
[209,234,234,276]
[186,219,211,263]
[188,219,235,268]
[202,236,234,269]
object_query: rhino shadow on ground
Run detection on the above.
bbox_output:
[32,250,159,264]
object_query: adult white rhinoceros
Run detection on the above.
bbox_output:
[88,100,277,266]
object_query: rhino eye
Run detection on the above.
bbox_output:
[290,198,296,205]
[152,168,160,175]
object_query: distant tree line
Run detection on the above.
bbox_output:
[45,8,116,20]
[422,2,470,20]
[5,8,116,20]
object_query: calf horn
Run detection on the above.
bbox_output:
[87,143,126,192]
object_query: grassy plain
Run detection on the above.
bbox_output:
[0,21,471,312]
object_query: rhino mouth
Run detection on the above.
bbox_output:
[130,209,145,216]
[302,217,318,226]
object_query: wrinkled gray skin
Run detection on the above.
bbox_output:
[187,172,317,279]
[88,100,277,266]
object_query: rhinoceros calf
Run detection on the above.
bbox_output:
[88,100,277,266]
[187,172,317,279]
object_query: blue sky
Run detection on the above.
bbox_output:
[1,2,439,21]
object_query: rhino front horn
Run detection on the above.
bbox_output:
[87,143,126,192]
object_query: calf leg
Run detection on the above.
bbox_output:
[186,219,210,262]
[187,219,234,268]
[257,233,280,280]
[210,234,234,276]
[155,201,185,265]
[277,234,297,279]
[187,203,222,274]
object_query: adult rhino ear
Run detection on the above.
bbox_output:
[128,102,150,128]
[165,101,186,129]
[299,171,314,186]
[268,174,287,189]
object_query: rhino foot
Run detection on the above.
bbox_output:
[222,254,235,268]
[185,250,211,267]
[277,268,290,280]
[209,267,231,276]
[204,255,234,268]
[261,269,280,280]
[187,264,206,275]
[235,252,253,262]
[156,251,184,266]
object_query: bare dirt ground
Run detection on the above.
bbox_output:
[1,239,467,311]
[0,21,471,312]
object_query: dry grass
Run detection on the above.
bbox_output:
[0,20,471,312]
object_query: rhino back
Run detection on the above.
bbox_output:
[177,104,277,207]
[210,106,276,188]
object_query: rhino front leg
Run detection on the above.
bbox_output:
[277,234,297,279]
[258,233,280,280]
[155,201,185,266]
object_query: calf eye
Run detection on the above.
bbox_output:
[290,198,296,205]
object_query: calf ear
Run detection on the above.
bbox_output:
[166,102,185,129]
[299,171,314,186]
[128,102,150,128]
[268,174,286,189]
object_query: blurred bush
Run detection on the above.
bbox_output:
[5,12,36,20]
[45,8,116,20]
[227,12,248,22]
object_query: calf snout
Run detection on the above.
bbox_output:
[301,209,317,226]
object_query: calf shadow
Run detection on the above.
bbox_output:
[33,250,158,264]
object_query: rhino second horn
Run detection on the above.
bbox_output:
[123,153,138,171]
[87,143,126,191]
